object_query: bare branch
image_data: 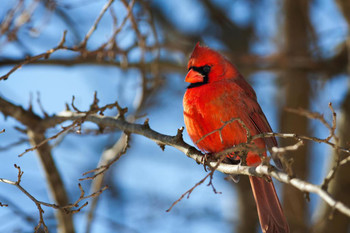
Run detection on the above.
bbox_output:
[166,153,225,212]
[43,110,350,218]
[80,0,115,48]
[166,171,213,212]
[0,165,108,232]
[285,102,338,142]
[80,134,130,180]
[0,30,68,81]
[19,120,79,157]
[216,163,350,217]
[286,103,346,191]
[195,117,251,145]
[109,0,135,43]
[321,103,341,191]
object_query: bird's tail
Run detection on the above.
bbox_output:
[249,176,290,233]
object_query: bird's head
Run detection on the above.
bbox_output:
[185,42,239,88]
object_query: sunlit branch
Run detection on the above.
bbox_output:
[40,110,350,218]
[80,0,115,48]
[216,163,350,217]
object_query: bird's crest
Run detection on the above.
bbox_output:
[188,42,223,68]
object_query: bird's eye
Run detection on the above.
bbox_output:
[203,65,211,73]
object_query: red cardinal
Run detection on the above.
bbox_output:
[183,43,289,233]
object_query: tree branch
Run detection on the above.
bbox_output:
[39,110,350,218]
[0,165,107,232]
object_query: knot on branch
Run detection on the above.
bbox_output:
[174,127,184,142]
[143,118,150,129]
[115,101,128,119]
[157,142,165,151]
[14,164,23,184]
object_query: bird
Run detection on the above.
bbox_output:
[183,42,289,233]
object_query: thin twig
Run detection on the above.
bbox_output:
[0,165,108,232]
[321,103,341,190]
[18,119,79,157]
[195,118,251,144]
[0,31,67,81]
[80,134,130,180]
[80,0,115,48]
[166,154,226,212]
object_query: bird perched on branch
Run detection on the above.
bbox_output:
[183,43,289,233]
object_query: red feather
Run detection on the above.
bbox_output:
[183,43,289,233]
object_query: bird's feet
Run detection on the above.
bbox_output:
[201,152,214,172]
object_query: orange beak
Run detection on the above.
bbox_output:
[185,69,204,83]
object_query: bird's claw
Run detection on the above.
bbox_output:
[201,153,213,172]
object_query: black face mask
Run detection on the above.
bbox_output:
[187,65,211,89]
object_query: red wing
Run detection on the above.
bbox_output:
[248,102,282,169]
[249,109,277,148]
[235,76,278,148]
